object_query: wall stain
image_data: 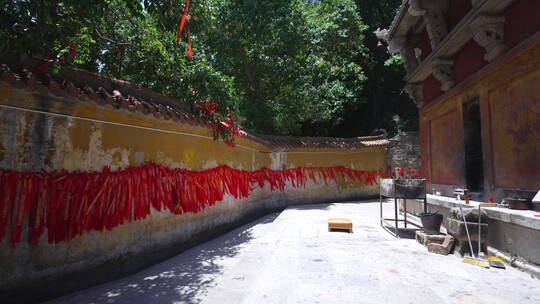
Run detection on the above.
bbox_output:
[0,108,19,169]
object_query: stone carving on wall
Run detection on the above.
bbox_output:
[404,82,424,108]
[378,32,420,75]
[432,58,455,91]
[408,0,427,16]
[407,0,450,49]
[424,8,449,48]
[375,28,400,53]
[470,14,507,62]
[385,34,404,54]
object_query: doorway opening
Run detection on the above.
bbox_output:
[463,101,484,192]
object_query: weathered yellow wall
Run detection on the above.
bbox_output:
[0,83,384,173]
[0,81,386,298]
[0,84,271,172]
[285,148,384,171]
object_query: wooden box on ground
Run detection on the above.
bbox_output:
[328,218,353,233]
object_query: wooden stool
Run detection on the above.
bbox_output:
[328,218,353,233]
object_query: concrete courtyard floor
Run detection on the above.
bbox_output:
[46,200,540,304]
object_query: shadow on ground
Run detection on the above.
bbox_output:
[381,226,418,239]
[287,199,379,212]
[47,213,280,304]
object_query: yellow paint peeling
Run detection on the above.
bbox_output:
[183,148,196,168]
[0,82,385,175]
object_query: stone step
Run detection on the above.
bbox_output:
[445,217,487,242]
[448,207,488,223]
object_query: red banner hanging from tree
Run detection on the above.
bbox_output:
[176,0,197,59]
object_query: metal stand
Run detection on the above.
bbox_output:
[379,179,427,238]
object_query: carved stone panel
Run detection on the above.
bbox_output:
[404,82,424,108]
[383,34,421,75]
[385,34,405,54]
[408,0,427,16]
[470,14,507,62]
[432,58,455,91]
[424,9,449,49]
[408,0,450,49]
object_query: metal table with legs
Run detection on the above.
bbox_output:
[379,178,427,237]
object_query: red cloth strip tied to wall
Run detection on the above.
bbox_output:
[0,163,384,246]
[395,167,424,179]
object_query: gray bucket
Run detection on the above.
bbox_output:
[419,212,443,234]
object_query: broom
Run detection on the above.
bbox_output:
[476,203,506,269]
[459,205,490,268]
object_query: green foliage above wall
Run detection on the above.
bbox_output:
[0,0,417,136]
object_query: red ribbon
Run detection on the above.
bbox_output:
[36,55,55,71]
[394,167,423,178]
[36,45,78,72]
[176,0,191,43]
[69,44,77,57]
[176,0,196,59]
[0,164,383,246]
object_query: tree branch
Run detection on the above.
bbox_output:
[94,29,141,49]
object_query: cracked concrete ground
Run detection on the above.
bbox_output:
[45,200,540,304]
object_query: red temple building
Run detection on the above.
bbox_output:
[381,0,539,201]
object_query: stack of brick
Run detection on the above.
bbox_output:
[416,231,455,255]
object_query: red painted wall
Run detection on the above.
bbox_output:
[446,0,472,32]
[422,75,443,105]
[454,39,488,83]
[488,70,540,189]
[504,0,540,48]
[419,115,431,182]
[430,111,461,185]
[417,28,432,61]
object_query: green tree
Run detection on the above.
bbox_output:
[345,0,417,137]
[1,0,412,137]
[196,0,368,135]
[0,0,239,114]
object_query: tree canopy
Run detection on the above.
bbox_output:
[0,0,417,137]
